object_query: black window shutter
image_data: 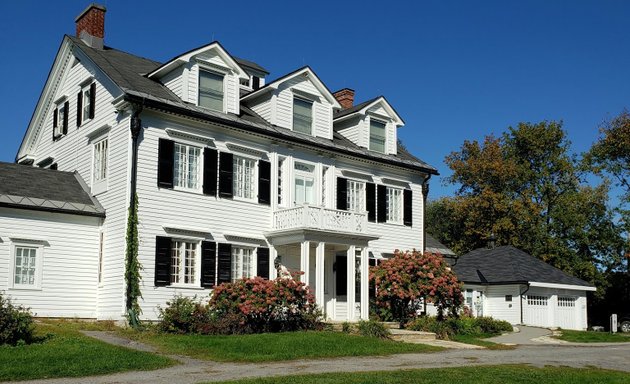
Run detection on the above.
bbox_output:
[366,183,376,222]
[76,91,82,127]
[201,241,217,288]
[89,82,96,119]
[217,243,232,284]
[219,152,233,198]
[257,247,270,279]
[62,101,69,134]
[52,108,58,141]
[258,160,271,205]
[158,139,174,188]
[50,163,58,170]
[377,185,387,223]
[252,76,260,90]
[154,236,172,286]
[336,255,347,296]
[403,189,413,227]
[336,177,348,210]
[203,148,218,196]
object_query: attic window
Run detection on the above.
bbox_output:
[369,119,386,153]
[198,70,224,112]
[293,98,313,135]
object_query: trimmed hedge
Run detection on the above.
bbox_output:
[407,315,512,340]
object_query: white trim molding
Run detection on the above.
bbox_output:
[529,281,597,292]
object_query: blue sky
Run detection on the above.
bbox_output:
[1,1,629,200]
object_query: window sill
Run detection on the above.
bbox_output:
[8,286,42,292]
[231,196,259,205]
[162,285,207,291]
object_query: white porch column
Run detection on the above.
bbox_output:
[270,246,278,279]
[315,242,325,310]
[346,245,356,320]
[360,247,369,320]
[301,241,310,285]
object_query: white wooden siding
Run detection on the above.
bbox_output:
[160,66,184,99]
[249,94,273,122]
[485,285,522,324]
[0,208,101,318]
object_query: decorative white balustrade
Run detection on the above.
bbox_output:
[273,205,367,233]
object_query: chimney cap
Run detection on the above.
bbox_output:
[75,3,107,22]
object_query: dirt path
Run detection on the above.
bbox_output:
[6,333,630,384]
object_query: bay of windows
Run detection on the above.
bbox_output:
[170,240,198,285]
[174,143,201,190]
[386,186,402,223]
[233,155,256,200]
[199,70,224,112]
[293,98,313,134]
[231,247,254,282]
[369,119,386,153]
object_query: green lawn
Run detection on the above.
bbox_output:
[120,330,443,362]
[208,365,630,384]
[555,329,630,343]
[0,320,175,381]
[451,333,515,350]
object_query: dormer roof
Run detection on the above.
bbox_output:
[241,66,342,108]
[334,95,405,126]
[147,41,249,80]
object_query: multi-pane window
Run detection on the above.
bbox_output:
[527,295,548,306]
[93,139,108,182]
[278,157,285,205]
[321,166,329,206]
[54,103,67,137]
[83,86,92,121]
[231,247,254,282]
[347,180,365,212]
[385,187,402,223]
[233,156,256,200]
[294,162,315,205]
[174,143,201,190]
[198,70,224,111]
[14,246,38,287]
[558,296,576,307]
[170,240,197,285]
[369,119,386,153]
[293,98,313,134]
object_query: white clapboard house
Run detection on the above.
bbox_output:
[1,4,437,321]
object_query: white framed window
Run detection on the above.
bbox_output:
[198,69,224,112]
[347,180,366,212]
[294,162,315,205]
[93,138,108,183]
[11,244,43,290]
[170,240,199,285]
[385,186,402,224]
[54,102,67,138]
[231,246,254,282]
[174,142,202,190]
[558,296,576,307]
[82,85,92,123]
[278,157,285,206]
[369,119,386,153]
[293,97,313,134]
[321,166,329,207]
[527,295,548,306]
[233,155,257,200]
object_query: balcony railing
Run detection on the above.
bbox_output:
[273,205,367,233]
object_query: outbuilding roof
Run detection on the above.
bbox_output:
[452,245,593,289]
[0,162,104,217]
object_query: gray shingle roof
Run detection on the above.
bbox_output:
[452,246,593,288]
[425,234,456,256]
[333,97,380,119]
[70,36,437,175]
[233,56,269,75]
[0,162,104,217]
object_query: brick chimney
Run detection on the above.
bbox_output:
[75,4,106,49]
[333,88,355,109]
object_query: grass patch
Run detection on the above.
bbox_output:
[555,329,630,343]
[120,330,442,362]
[0,320,175,381]
[451,333,515,350]
[208,364,630,384]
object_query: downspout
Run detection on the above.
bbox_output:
[519,283,531,325]
[125,103,143,322]
[422,175,431,253]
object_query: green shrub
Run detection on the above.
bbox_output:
[407,315,512,340]
[475,316,513,334]
[0,292,35,346]
[357,320,390,339]
[341,322,353,333]
[158,295,209,334]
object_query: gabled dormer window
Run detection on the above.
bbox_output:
[369,119,386,153]
[198,69,224,112]
[293,98,313,134]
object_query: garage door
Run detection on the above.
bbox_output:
[556,296,577,329]
[523,295,549,327]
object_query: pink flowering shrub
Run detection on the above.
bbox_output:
[208,275,322,333]
[370,250,464,323]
